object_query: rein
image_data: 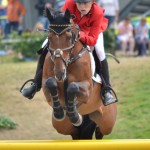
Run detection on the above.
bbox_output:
[47,24,89,66]
[48,24,78,52]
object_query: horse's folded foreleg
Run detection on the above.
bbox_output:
[66,81,90,126]
[45,77,65,121]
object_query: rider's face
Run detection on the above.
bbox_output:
[76,1,93,16]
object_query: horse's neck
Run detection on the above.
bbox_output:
[72,40,84,55]
[76,40,83,48]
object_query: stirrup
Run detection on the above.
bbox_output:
[101,86,118,105]
[20,79,35,93]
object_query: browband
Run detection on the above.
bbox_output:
[49,24,72,27]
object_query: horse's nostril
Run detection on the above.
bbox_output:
[63,69,66,74]
[55,69,66,81]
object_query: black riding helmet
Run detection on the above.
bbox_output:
[74,0,92,2]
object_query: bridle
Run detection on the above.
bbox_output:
[47,23,90,67]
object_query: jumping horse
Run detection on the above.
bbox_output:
[42,8,117,139]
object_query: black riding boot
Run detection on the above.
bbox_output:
[100,59,118,106]
[20,49,48,99]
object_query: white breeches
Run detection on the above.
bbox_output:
[95,32,106,61]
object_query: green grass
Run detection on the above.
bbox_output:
[0,116,17,129]
[0,56,150,139]
[105,57,150,139]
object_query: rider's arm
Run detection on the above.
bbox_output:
[79,14,107,46]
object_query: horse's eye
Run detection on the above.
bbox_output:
[66,32,72,41]
[66,35,72,41]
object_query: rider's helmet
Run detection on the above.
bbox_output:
[74,0,92,2]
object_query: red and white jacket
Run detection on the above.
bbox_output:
[62,0,108,46]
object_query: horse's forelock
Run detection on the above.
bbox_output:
[49,11,71,34]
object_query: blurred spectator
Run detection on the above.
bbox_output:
[35,0,52,30]
[0,27,2,35]
[48,0,54,8]
[0,0,8,38]
[117,17,135,56]
[134,17,149,56]
[35,0,46,17]
[32,22,44,33]
[97,0,119,27]
[6,0,26,37]
[53,0,65,10]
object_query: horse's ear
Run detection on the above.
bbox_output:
[64,9,71,22]
[46,8,54,22]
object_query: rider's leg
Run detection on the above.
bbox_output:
[21,39,48,99]
[95,33,117,106]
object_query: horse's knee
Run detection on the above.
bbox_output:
[45,77,57,89]
[101,126,113,135]
[45,77,57,95]
[67,82,79,97]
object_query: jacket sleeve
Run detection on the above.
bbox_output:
[19,3,26,16]
[80,15,108,46]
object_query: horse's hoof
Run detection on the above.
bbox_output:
[72,113,83,127]
[52,109,66,121]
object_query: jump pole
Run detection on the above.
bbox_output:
[0,140,150,150]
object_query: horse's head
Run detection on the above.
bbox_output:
[46,8,79,81]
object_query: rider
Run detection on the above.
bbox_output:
[21,0,117,106]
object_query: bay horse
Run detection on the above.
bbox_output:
[42,8,117,139]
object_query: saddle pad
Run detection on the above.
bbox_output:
[89,51,102,84]
[42,38,48,48]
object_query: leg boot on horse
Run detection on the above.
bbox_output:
[100,59,118,106]
[20,48,48,99]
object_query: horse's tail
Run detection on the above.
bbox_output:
[72,115,96,139]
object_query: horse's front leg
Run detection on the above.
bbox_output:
[45,77,65,121]
[66,81,91,126]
